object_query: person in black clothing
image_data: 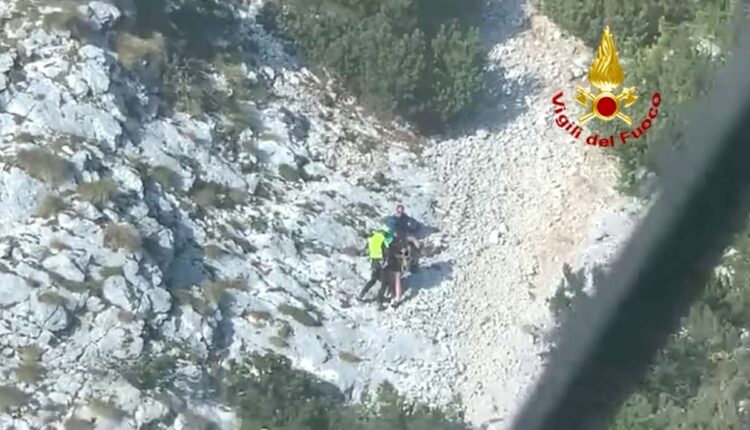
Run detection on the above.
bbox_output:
[386,204,418,237]
[378,230,409,308]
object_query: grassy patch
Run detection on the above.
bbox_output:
[189,180,245,209]
[0,385,28,412]
[278,163,300,182]
[61,279,103,295]
[63,418,95,430]
[87,399,125,422]
[115,31,166,70]
[103,223,141,252]
[16,148,71,185]
[202,279,247,303]
[35,194,68,219]
[250,215,269,233]
[41,0,95,40]
[49,239,70,250]
[268,336,289,349]
[117,309,135,323]
[17,345,43,363]
[148,165,180,191]
[171,289,212,316]
[99,266,124,278]
[37,290,65,306]
[203,244,226,259]
[338,351,362,363]
[277,304,321,327]
[76,178,118,205]
[14,362,46,384]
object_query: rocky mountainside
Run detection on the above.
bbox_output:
[0,1,464,428]
[0,0,648,429]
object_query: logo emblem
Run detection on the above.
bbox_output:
[574,26,637,125]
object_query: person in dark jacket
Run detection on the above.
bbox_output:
[386,204,418,237]
[385,203,420,273]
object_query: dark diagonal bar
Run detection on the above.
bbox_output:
[509,34,750,430]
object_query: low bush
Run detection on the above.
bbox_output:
[202,279,247,303]
[147,165,181,191]
[16,148,71,185]
[277,303,321,327]
[189,180,246,209]
[76,178,118,205]
[14,362,46,384]
[0,385,28,412]
[272,0,484,131]
[35,194,68,219]
[114,31,166,70]
[220,353,468,429]
[121,352,177,391]
[103,223,142,252]
[37,290,65,306]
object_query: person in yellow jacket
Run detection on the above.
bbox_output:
[357,226,393,302]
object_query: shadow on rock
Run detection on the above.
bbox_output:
[404,260,453,296]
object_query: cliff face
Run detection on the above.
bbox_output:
[0,1,462,428]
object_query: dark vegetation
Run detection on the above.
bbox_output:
[542,0,750,426]
[262,0,485,132]
[220,353,468,430]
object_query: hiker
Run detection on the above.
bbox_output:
[386,203,420,272]
[379,229,409,309]
[358,226,393,302]
[386,204,418,237]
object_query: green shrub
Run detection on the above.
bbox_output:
[115,31,166,69]
[268,336,289,349]
[189,180,246,209]
[14,362,46,384]
[278,163,300,182]
[162,54,214,116]
[16,148,71,185]
[220,353,468,430]
[37,290,65,306]
[63,418,95,430]
[277,304,321,327]
[338,351,362,363]
[275,0,484,130]
[202,279,247,303]
[103,223,142,252]
[76,178,118,205]
[148,165,181,191]
[35,194,68,218]
[17,345,43,363]
[87,399,125,422]
[100,266,124,278]
[203,244,226,259]
[0,385,28,412]
[121,352,177,391]
[117,309,135,323]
